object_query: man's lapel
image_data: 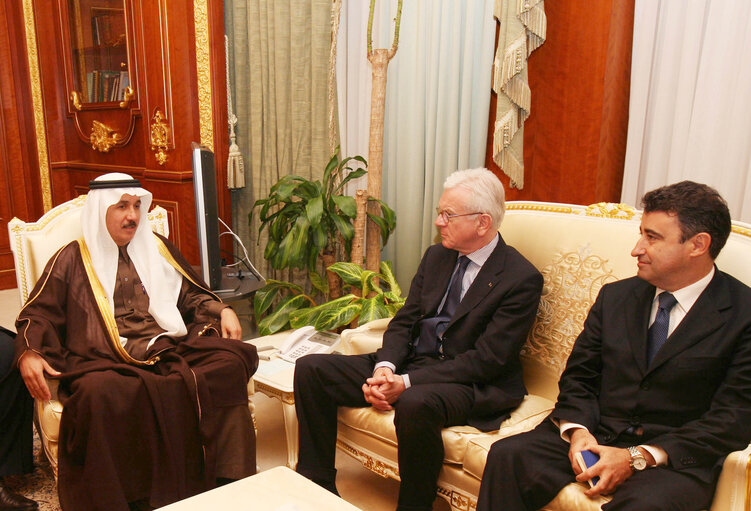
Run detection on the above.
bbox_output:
[427,249,459,314]
[626,281,655,376]
[647,271,730,372]
[448,237,508,323]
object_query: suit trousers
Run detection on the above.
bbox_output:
[294,352,475,511]
[0,329,34,478]
[477,420,715,511]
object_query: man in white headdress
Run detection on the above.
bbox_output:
[15,173,258,511]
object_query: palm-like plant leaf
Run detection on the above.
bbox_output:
[359,295,391,324]
[314,304,361,331]
[257,294,310,335]
[328,262,363,286]
[379,260,401,298]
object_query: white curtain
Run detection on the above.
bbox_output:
[336,0,496,288]
[622,0,751,222]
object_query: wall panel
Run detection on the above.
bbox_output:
[486,0,635,205]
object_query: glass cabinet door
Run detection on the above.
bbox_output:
[67,0,130,105]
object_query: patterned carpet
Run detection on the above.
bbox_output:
[4,430,60,510]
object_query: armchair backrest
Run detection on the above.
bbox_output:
[500,201,751,402]
[7,195,169,305]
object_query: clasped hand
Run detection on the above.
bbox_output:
[569,429,634,497]
[362,367,405,411]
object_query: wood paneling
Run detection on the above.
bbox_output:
[33,0,232,264]
[0,0,44,289]
[486,0,635,205]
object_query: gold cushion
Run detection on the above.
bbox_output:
[540,482,610,511]
[338,394,554,467]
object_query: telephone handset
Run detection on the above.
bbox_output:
[278,326,341,363]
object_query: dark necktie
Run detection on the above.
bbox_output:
[417,256,471,355]
[647,292,678,364]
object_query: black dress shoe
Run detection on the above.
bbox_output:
[0,483,38,511]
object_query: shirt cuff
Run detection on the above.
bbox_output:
[401,374,411,388]
[374,361,396,373]
[373,361,411,388]
[640,445,668,466]
[558,420,589,443]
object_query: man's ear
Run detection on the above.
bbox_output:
[476,213,492,236]
[690,232,712,257]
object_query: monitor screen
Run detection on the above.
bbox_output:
[191,142,222,290]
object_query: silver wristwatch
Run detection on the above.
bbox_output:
[628,446,648,471]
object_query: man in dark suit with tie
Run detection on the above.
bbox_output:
[294,168,543,511]
[477,181,751,511]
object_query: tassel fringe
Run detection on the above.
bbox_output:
[492,0,546,189]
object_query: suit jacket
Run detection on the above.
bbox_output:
[376,236,543,429]
[553,270,751,482]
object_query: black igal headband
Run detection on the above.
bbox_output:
[88,179,142,190]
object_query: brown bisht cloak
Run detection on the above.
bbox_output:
[15,234,258,510]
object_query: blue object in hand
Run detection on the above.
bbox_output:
[576,449,600,487]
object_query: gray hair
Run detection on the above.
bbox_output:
[443,168,505,230]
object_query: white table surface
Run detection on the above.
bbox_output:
[155,466,361,510]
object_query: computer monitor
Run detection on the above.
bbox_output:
[191,142,222,290]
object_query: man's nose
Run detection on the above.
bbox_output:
[631,238,646,257]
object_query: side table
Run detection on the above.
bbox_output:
[244,332,299,468]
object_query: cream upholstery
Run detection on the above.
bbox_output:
[8,196,167,477]
[335,201,751,511]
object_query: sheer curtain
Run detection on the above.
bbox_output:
[225,0,332,280]
[622,0,751,222]
[337,0,496,288]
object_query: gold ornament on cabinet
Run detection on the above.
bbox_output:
[70,90,83,111]
[150,110,171,165]
[90,120,121,152]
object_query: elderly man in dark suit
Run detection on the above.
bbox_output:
[478,181,751,511]
[294,167,543,511]
[1,327,37,510]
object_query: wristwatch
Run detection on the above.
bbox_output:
[628,446,648,471]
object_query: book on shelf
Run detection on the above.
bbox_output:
[116,72,129,101]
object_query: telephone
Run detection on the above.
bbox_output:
[278,326,340,363]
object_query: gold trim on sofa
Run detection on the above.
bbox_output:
[8,196,88,303]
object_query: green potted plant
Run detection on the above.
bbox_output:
[250,150,395,297]
[250,149,398,334]
[254,260,405,335]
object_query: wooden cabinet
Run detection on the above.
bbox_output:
[25,0,231,263]
[0,0,45,289]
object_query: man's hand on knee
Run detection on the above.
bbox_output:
[18,350,60,401]
[362,367,405,411]
[568,428,598,474]
[577,445,634,497]
[362,382,392,410]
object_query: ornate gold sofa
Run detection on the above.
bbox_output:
[334,201,751,511]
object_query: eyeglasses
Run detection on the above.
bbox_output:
[435,208,482,224]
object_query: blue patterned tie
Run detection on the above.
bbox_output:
[417,256,471,355]
[647,292,678,364]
